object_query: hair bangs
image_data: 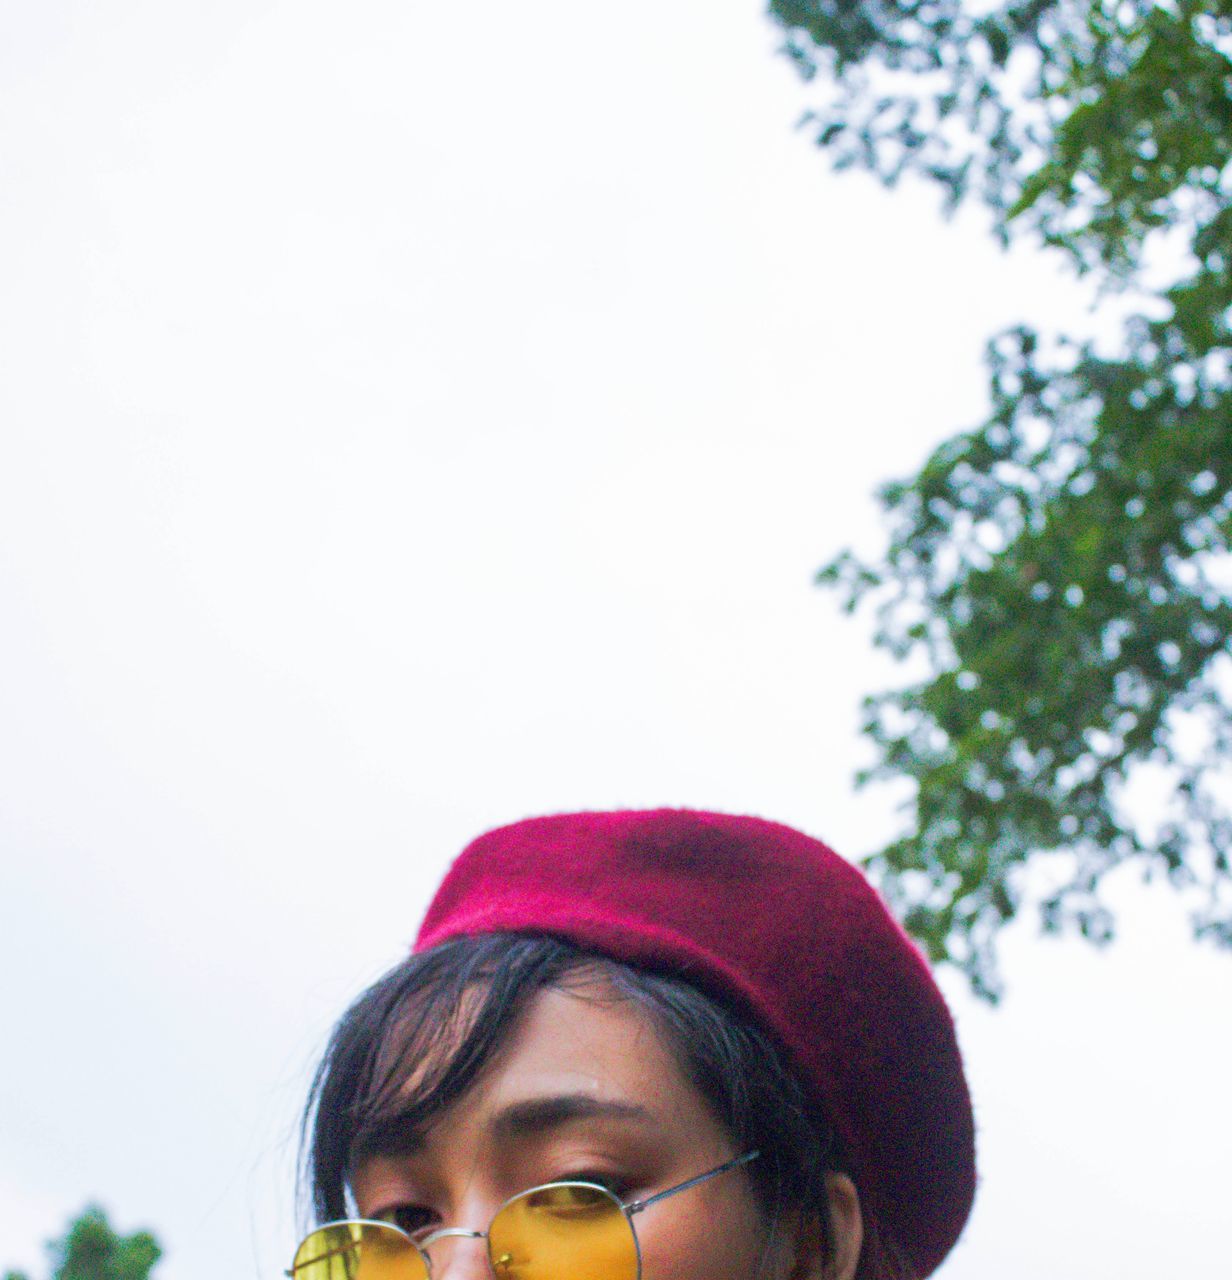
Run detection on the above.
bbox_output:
[300,935,583,1223]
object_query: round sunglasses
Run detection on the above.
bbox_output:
[288,1150,759,1280]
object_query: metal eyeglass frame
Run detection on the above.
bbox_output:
[288,1149,760,1280]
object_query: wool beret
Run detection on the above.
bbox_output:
[415,808,975,1277]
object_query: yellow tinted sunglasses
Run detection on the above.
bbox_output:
[288,1151,759,1280]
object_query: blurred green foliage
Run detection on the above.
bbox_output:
[775,0,1232,997]
[4,1207,161,1280]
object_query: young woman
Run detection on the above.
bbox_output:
[292,810,976,1280]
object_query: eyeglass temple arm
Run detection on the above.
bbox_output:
[624,1149,760,1216]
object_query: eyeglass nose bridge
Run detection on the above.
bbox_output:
[419,1228,487,1249]
[415,1226,492,1278]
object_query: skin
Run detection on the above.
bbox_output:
[351,982,863,1280]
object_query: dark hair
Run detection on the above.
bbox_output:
[301,933,915,1280]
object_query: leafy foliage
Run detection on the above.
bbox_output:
[774,0,1231,273]
[5,1207,162,1280]
[775,0,1232,996]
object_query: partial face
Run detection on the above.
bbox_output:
[350,982,795,1280]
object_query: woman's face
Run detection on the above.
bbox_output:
[350,981,860,1280]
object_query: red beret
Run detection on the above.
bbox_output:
[415,809,975,1277]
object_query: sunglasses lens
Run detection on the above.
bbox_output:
[488,1184,637,1280]
[290,1223,426,1280]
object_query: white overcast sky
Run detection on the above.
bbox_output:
[1,5,1229,1280]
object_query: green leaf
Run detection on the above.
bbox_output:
[6,1207,164,1280]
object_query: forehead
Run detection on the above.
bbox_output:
[349,984,760,1235]
[379,982,722,1159]
[472,984,683,1110]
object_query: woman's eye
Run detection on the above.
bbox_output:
[376,1205,436,1238]
[559,1172,629,1198]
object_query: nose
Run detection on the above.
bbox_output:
[421,1229,490,1280]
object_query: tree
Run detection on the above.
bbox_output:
[5,1207,162,1280]
[771,0,1232,997]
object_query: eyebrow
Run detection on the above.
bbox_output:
[354,1093,655,1161]
[489,1093,655,1141]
